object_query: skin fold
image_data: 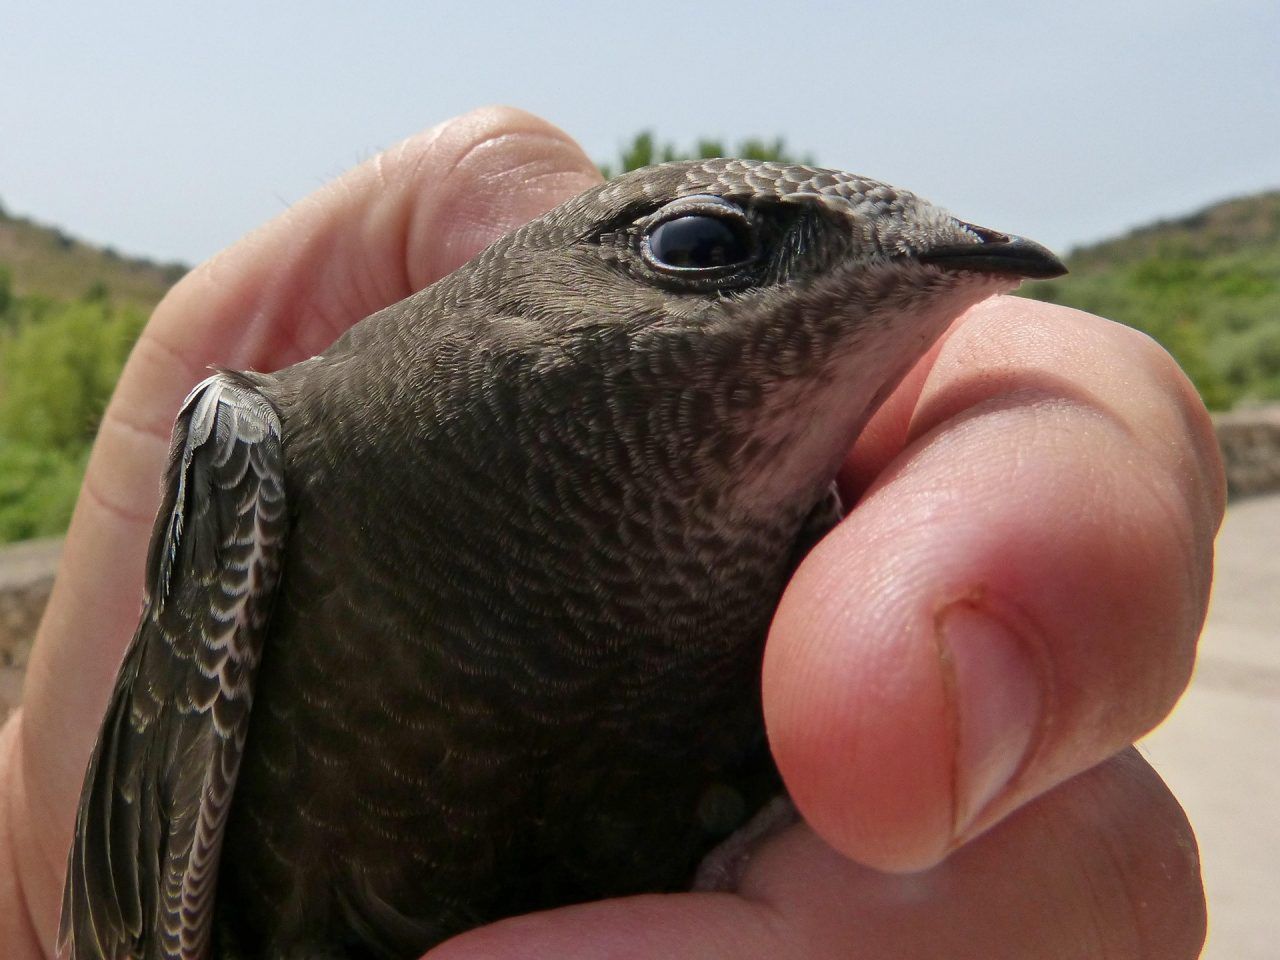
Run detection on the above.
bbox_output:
[0,107,1219,960]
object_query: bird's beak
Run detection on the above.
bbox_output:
[920,223,1068,280]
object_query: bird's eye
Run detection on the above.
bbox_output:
[644,213,753,271]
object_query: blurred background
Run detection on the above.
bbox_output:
[1,2,1276,956]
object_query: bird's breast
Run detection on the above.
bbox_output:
[215,413,805,952]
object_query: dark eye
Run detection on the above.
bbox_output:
[645,214,753,270]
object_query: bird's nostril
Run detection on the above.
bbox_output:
[961,222,1011,245]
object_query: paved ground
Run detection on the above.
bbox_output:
[1141,492,1280,959]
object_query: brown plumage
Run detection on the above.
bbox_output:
[59,159,1065,959]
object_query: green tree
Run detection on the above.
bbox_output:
[83,279,111,303]
[0,267,13,329]
[0,298,145,450]
[0,294,148,541]
[600,131,813,178]
[0,442,87,541]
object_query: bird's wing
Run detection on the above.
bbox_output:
[58,373,287,960]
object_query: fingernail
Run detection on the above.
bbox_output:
[937,601,1044,841]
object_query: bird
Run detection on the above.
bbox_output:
[57,158,1066,960]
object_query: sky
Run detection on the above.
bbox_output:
[3,0,1277,267]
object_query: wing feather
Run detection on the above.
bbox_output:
[58,373,287,960]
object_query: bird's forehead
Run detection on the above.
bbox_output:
[600,158,921,218]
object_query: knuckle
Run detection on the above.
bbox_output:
[1093,314,1227,533]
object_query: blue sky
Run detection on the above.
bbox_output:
[3,1,1277,265]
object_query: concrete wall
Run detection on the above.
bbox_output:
[1214,405,1280,499]
[0,537,60,720]
[3,404,1279,719]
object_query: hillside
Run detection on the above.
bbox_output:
[0,201,184,311]
[1065,192,1280,270]
[1021,190,1280,409]
[1,186,1279,543]
[0,204,175,541]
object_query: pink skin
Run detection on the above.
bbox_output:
[0,107,1217,960]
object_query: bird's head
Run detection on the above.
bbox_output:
[404,159,1066,512]
[492,157,1064,319]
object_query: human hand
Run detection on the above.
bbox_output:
[0,107,1217,960]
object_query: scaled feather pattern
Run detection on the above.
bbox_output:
[59,159,1064,959]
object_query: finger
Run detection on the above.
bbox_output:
[764,295,1225,870]
[14,106,599,933]
[427,750,1204,960]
